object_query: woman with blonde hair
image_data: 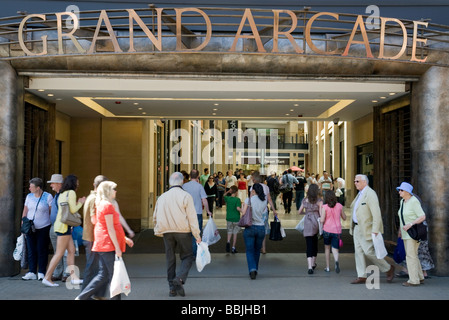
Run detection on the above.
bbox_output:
[76,181,133,300]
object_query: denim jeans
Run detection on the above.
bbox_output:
[25,225,51,274]
[243,225,265,273]
[295,190,305,210]
[81,241,107,297]
[77,251,120,300]
[192,214,203,256]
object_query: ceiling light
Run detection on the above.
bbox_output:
[38,89,45,92]
[389,92,396,95]
[214,103,219,106]
[47,93,54,97]
[212,113,217,116]
[213,108,218,111]
[138,107,143,110]
[380,96,386,99]
[133,102,139,105]
[290,109,294,112]
[294,104,299,107]
[372,100,378,103]
[285,113,290,116]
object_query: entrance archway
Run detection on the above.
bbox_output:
[2,5,449,276]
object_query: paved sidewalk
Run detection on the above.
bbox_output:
[1,252,448,301]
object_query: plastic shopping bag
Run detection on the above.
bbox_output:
[196,242,211,272]
[13,234,25,261]
[110,256,131,298]
[202,218,221,246]
[295,217,305,233]
[372,233,388,259]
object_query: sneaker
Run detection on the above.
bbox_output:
[231,247,238,254]
[249,271,257,280]
[71,279,83,285]
[22,272,37,280]
[335,261,340,274]
[226,242,230,253]
[38,273,45,281]
[324,268,330,272]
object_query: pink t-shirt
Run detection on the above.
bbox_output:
[322,203,343,234]
[92,200,126,253]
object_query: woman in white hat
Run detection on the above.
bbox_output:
[396,182,426,287]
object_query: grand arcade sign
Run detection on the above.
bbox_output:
[16,7,429,62]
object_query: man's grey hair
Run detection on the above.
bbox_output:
[355,174,369,182]
[169,172,184,186]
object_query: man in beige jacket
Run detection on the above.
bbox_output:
[153,172,201,297]
[350,174,395,284]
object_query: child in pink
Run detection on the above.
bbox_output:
[321,190,346,273]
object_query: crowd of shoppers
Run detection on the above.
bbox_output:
[17,168,433,299]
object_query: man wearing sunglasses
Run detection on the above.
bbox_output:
[349,174,395,284]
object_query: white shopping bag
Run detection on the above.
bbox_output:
[318,217,323,236]
[13,234,25,261]
[110,256,131,298]
[280,226,286,238]
[202,218,221,246]
[196,242,211,272]
[295,217,305,233]
[372,233,388,259]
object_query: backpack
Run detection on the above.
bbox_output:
[273,178,280,194]
[268,176,280,194]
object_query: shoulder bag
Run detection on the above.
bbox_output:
[21,192,44,234]
[279,175,292,193]
[60,191,82,227]
[238,197,252,228]
[399,200,427,242]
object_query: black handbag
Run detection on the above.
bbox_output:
[400,200,427,242]
[21,192,44,234]
[269,217,283,241]
[21,217,34,235]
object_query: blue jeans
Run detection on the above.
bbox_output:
[295,190,304,210]
[243,225,265,273]
[25,225,51,274]
[192,214,203,256]
[77,251,120,300]
[81,241,107,297]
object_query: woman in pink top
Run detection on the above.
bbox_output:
[320,190,346,273]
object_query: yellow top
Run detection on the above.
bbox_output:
[54,190,84,234]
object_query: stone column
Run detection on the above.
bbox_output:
[0,62,20,276]
[411,65,449,276]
